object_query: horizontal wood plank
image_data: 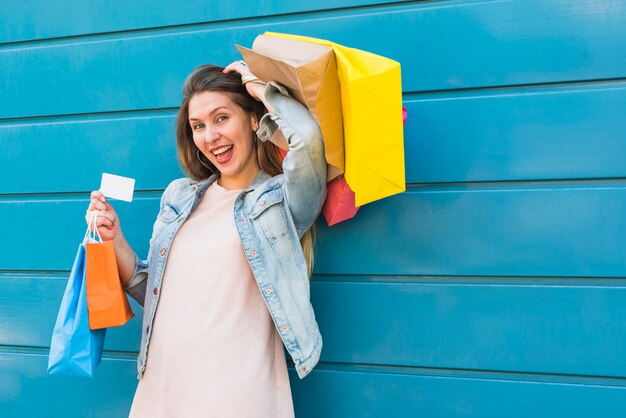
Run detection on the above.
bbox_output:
[0,195,160,272]
[2,0,626,118]
[1,351,625,418]
[0,112,182,194]
[3,183,626,276]
[3,275,626,378]
[314,182,626,277]
[0,275,143,352]
[290,367,626,418]
[0,351,136,417]
[405,81,626,183]
[312,280,626,378]
[0,0,410,44]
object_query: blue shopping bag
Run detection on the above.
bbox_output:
[47,242,106,377]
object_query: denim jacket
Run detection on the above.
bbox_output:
[123,82,327,380]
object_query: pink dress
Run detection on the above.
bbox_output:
[129,181,294,418]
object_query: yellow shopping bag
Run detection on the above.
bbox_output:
[265,32,405,206]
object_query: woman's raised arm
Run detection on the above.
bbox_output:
[224,61,327,233]
[257,82,327,233]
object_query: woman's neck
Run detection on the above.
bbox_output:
[217,168,262,190]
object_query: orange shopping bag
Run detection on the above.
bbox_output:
[85,211,134,330]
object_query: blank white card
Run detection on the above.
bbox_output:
[100,172,135,202]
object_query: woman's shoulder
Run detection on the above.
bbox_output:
[161,177,200,202]
[164,177,190,194]
[166,177,193,190]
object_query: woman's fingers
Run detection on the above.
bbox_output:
[223,62,235,73]
[95,213,115,229]
[90,191,109,211]
[224,60,265,101]
[86,190,118,227]
[223,60,252,77]
[89,190,115,207]
[85,210,117,232]
[222,60,242,73]
[85,205,102,226]
[96,210,115,224]
[90,190,105,202]
[88,191,106,210]
[88,198,107,212]
[85,191,120,240]
[87,190,117,213]
[85,209,106,224]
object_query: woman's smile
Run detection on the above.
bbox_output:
[211,144,234,164]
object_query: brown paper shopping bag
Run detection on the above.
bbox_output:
[236,35,344,181]
[85,212,134,330]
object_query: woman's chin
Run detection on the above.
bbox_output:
[215,162,241,179]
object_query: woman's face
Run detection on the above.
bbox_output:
[189,91,260,188]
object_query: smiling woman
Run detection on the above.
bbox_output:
[85,63,327,417]
[176,65,283,188]
[188,90,261,188]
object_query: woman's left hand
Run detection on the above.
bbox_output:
[223,60,266,101]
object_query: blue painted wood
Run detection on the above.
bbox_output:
[2,0,626,119]
[0,351,137,417]
[3,351,626,418]
[314,182,626,277]
[4,275,626,379]
[4,83,626,194]
[4,0,626,414]
[0,195,160,272]
[405,81,626,183]
[289,367,626,418]
[0,0,412,44]
[4,183,626,276]
[312,280,626,378]
[0,275,143,352]
[0,112,182,194]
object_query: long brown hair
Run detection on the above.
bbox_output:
[176,64,316,276]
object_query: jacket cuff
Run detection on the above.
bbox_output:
[124,253,148,289]
[295,337,322,379]
[256,82,291,143]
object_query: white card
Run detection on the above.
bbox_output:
[100,173,135,202]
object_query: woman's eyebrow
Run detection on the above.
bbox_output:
[189,106,230,121]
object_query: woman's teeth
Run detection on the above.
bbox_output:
[213,145,233,156]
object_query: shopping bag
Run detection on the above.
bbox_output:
[264,32,405,207]
[85,212,134,330]
[321,107,407,225]
[47,242,106,377]
[322,176,359,226]
[236,35,344,181]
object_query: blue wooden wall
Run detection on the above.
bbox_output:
[2,0,626,416]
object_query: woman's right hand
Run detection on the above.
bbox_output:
[86,190,123,242]
[223,60,267,102]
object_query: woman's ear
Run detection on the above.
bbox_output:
[251,114,259,131]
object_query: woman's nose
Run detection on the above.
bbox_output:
[204,126,220,143]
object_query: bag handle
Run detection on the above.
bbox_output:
[83,210,103,244]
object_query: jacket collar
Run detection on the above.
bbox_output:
[248,170,272,190]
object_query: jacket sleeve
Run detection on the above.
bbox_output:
[123,181,173,307]
[256,82,327,236]
[123,254,148,307]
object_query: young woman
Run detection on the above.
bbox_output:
[86,62,327,417]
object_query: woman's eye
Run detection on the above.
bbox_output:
[216,115,228,123]
[193,123,204,130]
